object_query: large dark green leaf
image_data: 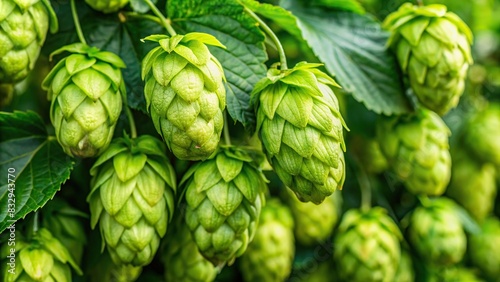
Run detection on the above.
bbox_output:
[0,111,74,233]
[282,0,412,115]
[168,0,268,131]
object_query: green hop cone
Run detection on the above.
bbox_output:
[383,3,473,115]
[0,0,57,83]
[446,149,497,222]
[333,207,402,282]
[285,189,341,246]
[85,0,129,13]
[42,43,125,158]
[468,217,500,281]
[394,248,415,282]
[141,33,227,160]
[462,103,500,166]
[376,109,451,196]
[406,197,466,266]
[239,198,295,282]
[252,62,347,204]
[429,267,484,282]
[351,136,389,174]
[87,135,177,267]
[1,228,82,282]
[162,221,218,282]
[182,146,267,266]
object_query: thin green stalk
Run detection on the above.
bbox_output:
[125,106,137,139]
[33,212,39,234]
[223,110,231,146]
[353,155,371,211]
[70,0,87,45]
[144,0,177,36]
[122,12,163,25]
[244,7,288,70]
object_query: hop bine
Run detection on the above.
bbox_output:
[87,135,176,267]
[182,146,267,266]
[42,43,125,158]
[252,62,347,204]
[141,32,227,161]
[85,0,129,13]
[383,3,473,115]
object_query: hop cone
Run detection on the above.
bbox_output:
[42,43,125,158]
[446,149,497,222]
[252,62,347,204]
[87,135,177,266]
[142,33,226,160]
[183,146,267,266]
[0,0,57,83]
[351,136,389,174]
[383,3,473,115]
[406,197,466,266]
[394,248,415,282]
[285,189,341,246]
[377,109,451,196]
[429,267,484,282]
[462,103,500,166]
[239,198,295,282]
[162,222,218,282]
[333,207,402,282]
[468,217,500,280]
[85,0,129,13]
[1,228,82,282]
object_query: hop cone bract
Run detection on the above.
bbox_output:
[377,109,451,196]
[406,198,466,266]
[468,217,500,280]
[383,3,473,115]
[183,146,267,266]
[1,228,82,282]
[239,198,295,282]
[85,0,129,13]
[142,33,226,160]
[42,43,125,158]
[0,0,57,83]
[333,207,402,282]
[252,62,347,204]
[87,135,177,266]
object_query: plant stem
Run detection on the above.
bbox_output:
[70,0,87,45]
[121,12,163,25]
[144,0,177,36]
[416,0,424,6]
[244,7,288,70]
[223,110,231,146]
[353,155,371,211]
[33,212,39,234]
[125,106,137,139]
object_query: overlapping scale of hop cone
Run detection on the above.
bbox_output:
[446,149,497,222]
[162,221,218,282]
[0,0,57,83]
[85,0,129,13]
[142,33,227,160]
[406,198,466,266]
[87,135,177,266]
[239,198,295,282]
[252,62,347,204]
[333,207,402,282]
[42,43,125,158]
[182,146,267,266]
[0,228,82,282]
[394,248,415,282]
[377,109,451,196]
[383,3,473,115]
[468,217,500,281]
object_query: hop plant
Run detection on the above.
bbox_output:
[285,189,341,246]
[446,149,497,222]
[87,135,177,266]
[252,62,347,204]
[296,261,338,282]
[0,0,57,83]
[162,221,218,282]
[429,267,484,282]
[468,217,500,280]
[182,146,267,266]
[406,198,466,266]
[85,0,129,13]
[394,248,415,282]
[42,43,125,158]
[333,207,402,282]
[377,109,451,196]
[350,136,389,174]
[239,198,295,282]
[461,103,500,166]
[0,228,82,282]
[141,33,227,161]
[383,3,473,115]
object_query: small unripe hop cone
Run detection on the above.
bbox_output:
[85,0,130,13]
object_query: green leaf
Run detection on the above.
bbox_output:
[129,0,157,13]
[282,0,412,115]
[0,111,74,233]
[308,0,365,14]
[168,0,268,131]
